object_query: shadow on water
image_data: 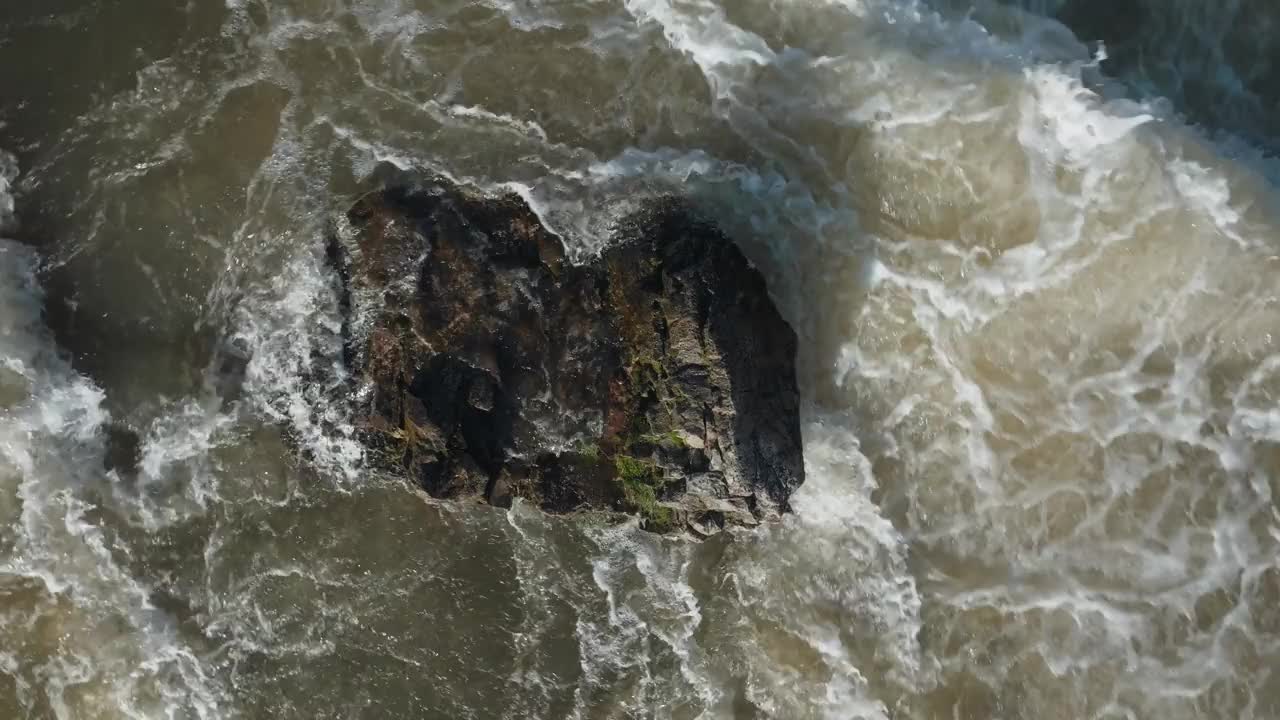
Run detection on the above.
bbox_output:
[2,0,1279,717]
[0,2,260,417]
[938,0,1280,159]
[0,2,228,155]
[1055,0,1279,156]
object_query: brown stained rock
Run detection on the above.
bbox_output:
[326,167,803,535]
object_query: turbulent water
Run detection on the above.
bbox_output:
[2,0,1279,717]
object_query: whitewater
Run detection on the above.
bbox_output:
[0,0,1278,717]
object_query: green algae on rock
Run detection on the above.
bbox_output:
[325,166,804,536]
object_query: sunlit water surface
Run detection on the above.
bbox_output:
[1,0,1279,717]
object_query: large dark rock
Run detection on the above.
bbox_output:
[326,169,803,535]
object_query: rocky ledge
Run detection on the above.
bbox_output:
[326,169,803,535]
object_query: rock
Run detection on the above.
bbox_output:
[325,167,804,535]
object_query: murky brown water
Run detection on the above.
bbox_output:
[2,1,1279,718]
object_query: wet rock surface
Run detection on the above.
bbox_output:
[326,168,803,534]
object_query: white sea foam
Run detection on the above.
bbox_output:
[601,0,1280,715]
[0,156,225,719]
[8,0,1280,716]
[232,244,366,480]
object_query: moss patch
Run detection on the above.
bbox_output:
[615,454,659,486]
[636,429,687,450]
[617,349,692,454]
[574,441,602,461]
[614,454,675,532]
[574,509,628,528]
